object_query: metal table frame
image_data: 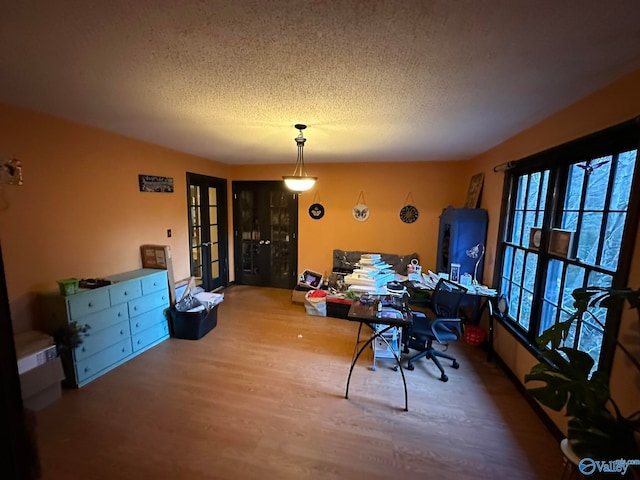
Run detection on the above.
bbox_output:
[344,295,412,411]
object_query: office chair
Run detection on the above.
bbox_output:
[403,278,468,382]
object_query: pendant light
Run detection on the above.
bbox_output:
[283,124,317,192]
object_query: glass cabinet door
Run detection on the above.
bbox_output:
[233,181,298,288]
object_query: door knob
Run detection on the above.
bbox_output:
[259,240,265,245]
[264,240,271,245]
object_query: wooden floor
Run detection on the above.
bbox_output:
[34,285,564,479]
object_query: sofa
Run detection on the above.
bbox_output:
[331,249,420,275]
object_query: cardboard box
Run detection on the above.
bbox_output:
[20,357,65,411]
[14,330,57,374]
[292,285,313,304]
[140,244,177,304]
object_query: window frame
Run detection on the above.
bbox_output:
[493,117,640,374]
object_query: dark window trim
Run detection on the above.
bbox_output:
[493,116,640,374]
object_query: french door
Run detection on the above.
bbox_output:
[232,181,298,289]
[187,173,229,291]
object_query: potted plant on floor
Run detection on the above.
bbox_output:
[524,286,640,464]
[52,321,90,387]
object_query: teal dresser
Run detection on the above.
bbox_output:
[40,268,170,387]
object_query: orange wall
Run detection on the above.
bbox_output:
[0,102,231,333]
[467,67,640,432]
[231,161,472,278]
[0,102,479,335]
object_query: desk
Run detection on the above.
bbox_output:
[345,294,412,411]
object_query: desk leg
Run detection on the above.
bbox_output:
[345,323,409,411]
[351,322,364,364]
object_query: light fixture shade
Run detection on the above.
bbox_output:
[283,175,317,192]
[283,124,317,192]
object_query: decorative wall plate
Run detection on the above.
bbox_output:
[308,203,325,219]
[400,204,419,223]
[352,203,370,222]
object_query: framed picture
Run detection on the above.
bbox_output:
[529,227,543,251]
[139,174,174,193]
[450,263,461,283]
[548,229,575,258]
[464,173,484,208]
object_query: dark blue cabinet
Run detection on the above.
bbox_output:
[436,206,488,284]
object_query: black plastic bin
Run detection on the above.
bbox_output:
[170,305,218,340]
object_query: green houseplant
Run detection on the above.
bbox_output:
[52,321,90,386]
[524,286,640,461]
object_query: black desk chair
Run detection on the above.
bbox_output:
[403,278,468,382]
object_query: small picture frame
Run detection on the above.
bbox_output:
[529,227,543,251]
[548,229,575,258]
[450,263,461,283]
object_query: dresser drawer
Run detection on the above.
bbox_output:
[109,279,142,305]
[141,271,167,295]
[76,338,133,384]
[132,320,169,352]
[130,306,167,334]
[68,289,110,320]
[80,303,128,334]
[73,320,131,362]
[128,290,169,318]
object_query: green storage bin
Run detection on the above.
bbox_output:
[57,278,79,296]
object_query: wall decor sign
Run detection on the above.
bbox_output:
[464,173,484,208]
[139,175,174,193]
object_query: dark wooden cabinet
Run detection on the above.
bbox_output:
[232,181,298,289]
[436,206,488,283]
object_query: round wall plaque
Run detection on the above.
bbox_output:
[399,205,419,223]
[308,203,325,219]
[352,203,370,222]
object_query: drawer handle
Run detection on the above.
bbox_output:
[84,367,90,373]
[88,302,93,307]
[122,347,126,352]
[133,306,137,311]
[124,291,128,296]
[118,312,122,317]
[153,282,157,286]
[120,329,124,335]
[136,322,140,328]
[82,347,86,352]
[137,339,141,345]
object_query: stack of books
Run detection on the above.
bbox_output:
[344,254,396,293]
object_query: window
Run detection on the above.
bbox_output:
[496,119,640,373]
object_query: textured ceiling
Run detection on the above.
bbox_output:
[1,1,639,165]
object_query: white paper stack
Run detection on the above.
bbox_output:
[344,253,397,293]
[194,291,225,309]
